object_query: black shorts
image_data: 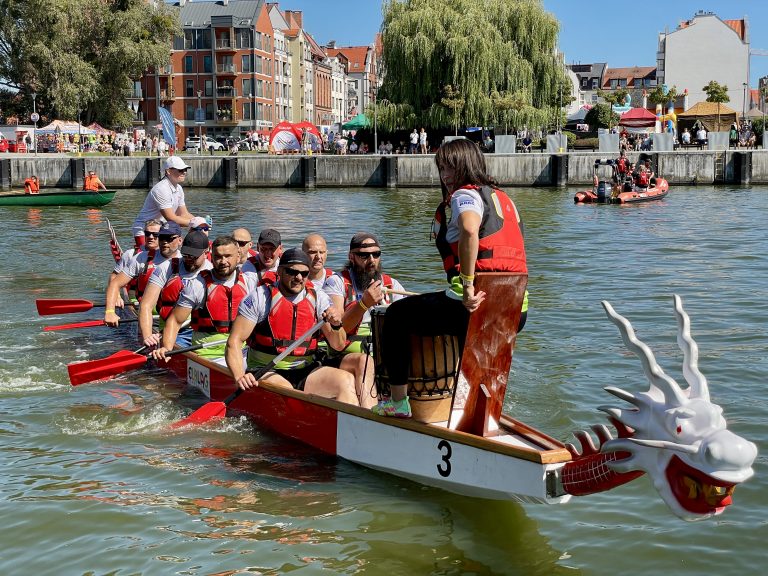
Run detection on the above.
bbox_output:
[272,361,320,391]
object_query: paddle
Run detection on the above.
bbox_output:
[169,319,326,429]
[44,317,138,332]
[36,298,106,316]
[68,338,227,386]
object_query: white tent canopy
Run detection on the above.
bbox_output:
[36,120,96,135]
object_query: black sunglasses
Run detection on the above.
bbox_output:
[234,239,251,247]
[144,230,160,238]
[282,267,308,278]
[159,235,179,241]
[354,250,381,259]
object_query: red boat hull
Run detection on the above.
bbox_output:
[575,178,669,204]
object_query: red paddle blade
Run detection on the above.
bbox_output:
[68,352,148,386]
[44,319,106,332]
[168,402,227,429]
[36,299,96,316]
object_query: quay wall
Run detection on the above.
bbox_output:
[3,151,767,190]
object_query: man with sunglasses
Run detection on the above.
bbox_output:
[322,233,407,408]
[226,248,358,405]
[241,228,282,285]
[105,221,182,327]
[131,156,197,248]
[232,228,255,267]
[152,236,260,366]
[138,230,213,348]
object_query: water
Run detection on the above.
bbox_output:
[0,184,765,575]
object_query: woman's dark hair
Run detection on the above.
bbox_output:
[434,138,497,196]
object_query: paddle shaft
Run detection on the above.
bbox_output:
[44,317,138,332]
[384,288,420,297]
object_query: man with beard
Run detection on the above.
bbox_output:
[226,248,358,405]
[242,228,282,285]
[302,233,333,290]
[138,230,213,348]
[152,236,260,366]
[322,232,407,408]
[104,220,182,327]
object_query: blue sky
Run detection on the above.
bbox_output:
[283,0,768,85]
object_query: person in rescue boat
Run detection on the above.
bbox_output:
[302,233,333,290]
[83,170,107,191]
[376,138,527,418]
[323,233,406,409]
[104,220,181,327]
[138,230,212,348]
[241,228,282,285]
[151,235,260,366]
[131,156,196,248]
[23,175,40,194]
[225,248,358,405]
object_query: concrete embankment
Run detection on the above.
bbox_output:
[1,150,765,190]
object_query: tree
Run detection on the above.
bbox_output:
[0,0,180,128]
[597,88,628,128]
[584,103,618,130]
[702,80,730,131]
[647,85,680,110]
[440,84,465,135]
[380,0,567,132]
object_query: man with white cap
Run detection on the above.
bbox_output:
[131,156,197,248]
[138,230,212,348]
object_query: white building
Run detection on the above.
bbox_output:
[657,11,749,115]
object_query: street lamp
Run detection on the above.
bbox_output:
[197,90,203,155]
[31,92,38,156]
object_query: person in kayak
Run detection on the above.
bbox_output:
[376,138,527,418]
[24,175,40,194]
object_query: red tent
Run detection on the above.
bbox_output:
[619,107,657,128]
[268,121,301,152]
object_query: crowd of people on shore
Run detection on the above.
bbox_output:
[105,139,529,419]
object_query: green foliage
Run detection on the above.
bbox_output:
[563,130,576,146]
[380,0,566,132]
[702,80,729,103]
[0,0,180,127]
[647,85,680,106]
[584,103,618,129]
[597,88,629,108]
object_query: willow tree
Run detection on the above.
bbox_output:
[380,0,566,131]
[0,0,179,127]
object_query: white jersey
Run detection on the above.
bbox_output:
[176,270,260,310]
[444,187,484,244]
[132,178,186,235]
[238,284,332,325]
[114,249,170,279]
[147,257,212,288]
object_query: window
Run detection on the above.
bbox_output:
[205,103,214,121]
[184,55,193,73]
[618,79,627,88]
[173,35,184,50]
[242,55,252,73]
[236,28,251,49]
[197,29,211,50]
[184,30,195,49]
[186,104,195,120]
[243,103,252,120]
[186,80,194,97]
[203,55,212,73]
[242,78,252,96]
[254,31,262,51]
[255,57,262,75]
[255,79,263,98]
[610,79,617,89]
[205,79,213,97]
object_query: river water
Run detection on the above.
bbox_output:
[0,183,765,575]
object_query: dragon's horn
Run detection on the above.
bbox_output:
[602,300,687,407]
[673,295,710,401]
[625,438,699,454]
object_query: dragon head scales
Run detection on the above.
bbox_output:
[589,295,757,520]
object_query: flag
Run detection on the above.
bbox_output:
[158,106,177,148]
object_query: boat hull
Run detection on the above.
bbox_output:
[0,190,116,207]
[166,351,573,504]
[575,179,669,204]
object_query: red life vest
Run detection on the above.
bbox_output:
[191,269,249,333]
[125,248,156,300]
[246,254,278,286]
[248,286,319,356]
[616,157,628,174]
[306,268,333,289]
[636,171,649,187]
[434,185,527,280]
[24,178,40,194]
[156,258,183,320]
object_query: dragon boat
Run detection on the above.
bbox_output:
[0,189,116,207]
[152,274,755,521]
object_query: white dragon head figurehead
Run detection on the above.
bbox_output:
[598,295,757,521]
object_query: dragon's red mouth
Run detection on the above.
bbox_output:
[666,455,736,515]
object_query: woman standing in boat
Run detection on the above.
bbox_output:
[375,139,527,418]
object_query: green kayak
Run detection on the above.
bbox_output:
[0,189,116,207]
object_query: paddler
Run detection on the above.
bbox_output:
[23,175,40,194]
[241,228,282,285]
[302,233,333,289]
[138,230,212,348]
[83,170,107,191]
[322,232,407,409]
[131,156,197,248]
[376,139,527,418]
[225,248,359,405]
[151,235,260,366]
[105,221,182,327]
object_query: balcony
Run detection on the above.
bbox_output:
[215,39,236,52]
[216,88,237,99]
[216,63,237,75]
[157,64,172,75]
[131,112,144,125]
[160,89,176,102]
[124,88,143,100]
[216,110,239,125]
